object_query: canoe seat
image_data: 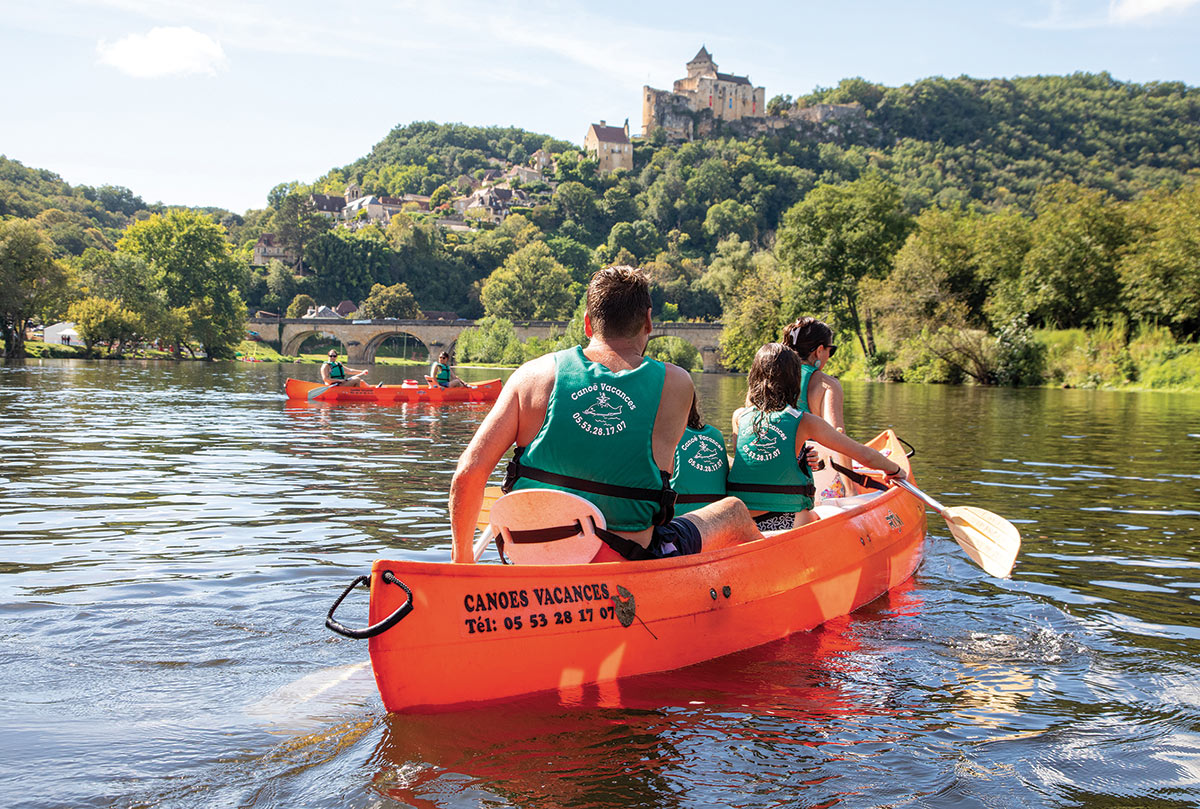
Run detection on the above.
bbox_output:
[487,488,605,565]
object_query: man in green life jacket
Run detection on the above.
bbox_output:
[321,349,371,387]
[449,266,762,562]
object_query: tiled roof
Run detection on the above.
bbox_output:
[689,45,712,63]
[311,193,346,212]
[589,124,629,144]
[716,72,751,86]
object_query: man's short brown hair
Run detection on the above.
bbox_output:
[586,266,652,339]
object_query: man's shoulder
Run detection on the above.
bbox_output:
[509,352,558,388]
[659,360,694,390]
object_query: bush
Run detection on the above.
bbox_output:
[646,336,701,371]
[1138,347,1200,389]
[993,318,1045,387]
[455,316,524,365]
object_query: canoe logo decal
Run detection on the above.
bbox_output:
[613,585,636,627]
[681,434,725,474]
[886,511,904,532]
[744,424,786,463]
[571,385,637,437]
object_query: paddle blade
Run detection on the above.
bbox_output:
[943,506,1021,578]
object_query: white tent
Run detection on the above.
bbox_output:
[43,322,79,345]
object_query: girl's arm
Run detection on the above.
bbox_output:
[797,412,905,480]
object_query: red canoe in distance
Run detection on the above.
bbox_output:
[285,377,502,404]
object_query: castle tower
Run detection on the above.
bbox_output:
[686,45,716,78]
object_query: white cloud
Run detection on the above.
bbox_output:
[1110,0,1200,22]
[96,26,226,77]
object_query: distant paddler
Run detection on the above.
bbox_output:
[321,349,372,388]
[430,351,466,388]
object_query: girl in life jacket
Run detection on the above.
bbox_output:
[670,394,728,514]
[783,316,849,501]
[727,343,906,532]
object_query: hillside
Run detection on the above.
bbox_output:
[4,72,1199,386]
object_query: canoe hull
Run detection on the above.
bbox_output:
[285,377,501,404]
[363,441,925,712]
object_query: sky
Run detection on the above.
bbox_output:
[2,0,1199,214]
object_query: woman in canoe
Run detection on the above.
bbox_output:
[783,316,849,500]
[670,394,728,514]
[727,343,905,531]
[430,351,466,388]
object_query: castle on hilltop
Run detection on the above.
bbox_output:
[643,47,865,142]
[643,46,766,140]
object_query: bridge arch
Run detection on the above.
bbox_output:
[256,318,726,370]
[281,328,350,358]
[363,331,432,364]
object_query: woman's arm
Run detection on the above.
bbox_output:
[798,413,905,480]
[816,373,845,432]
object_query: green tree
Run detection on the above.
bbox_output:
[429,183,454,209]
[116,209,247,359]
[545,235,597,285]
[703,199,757,245]
[480,242,577,320]
[272,192,330,273]
[262,260,298,315]
[286,294,316,318]
[1019,182,1129,328]
[0,220,72,357]
[455,316,524,364]
[552,181,601,239]
[1119,182,1200,338]
[700,237,757,312]
[305,227,390,303]
[776,174,912,357]
[719,252,787,371]
[67,296,143,352]
[605,220,662,264]
[358,282,423,319]
[646,336,701,370]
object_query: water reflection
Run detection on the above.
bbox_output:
[2,360,1200,808]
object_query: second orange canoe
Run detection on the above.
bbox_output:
[285,377,502,404]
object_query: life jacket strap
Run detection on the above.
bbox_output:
[829,461,889,492]
[495,516,649,563]
[674,493,724,504]
[726,481,816,497]
[502,447,676,525]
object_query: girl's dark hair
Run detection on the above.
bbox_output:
[687,393,704,430]
[782,317,833,360]
[747,343,803,413]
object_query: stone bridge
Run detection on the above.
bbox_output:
[248,318,728,371]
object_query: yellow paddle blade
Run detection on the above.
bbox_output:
[943,506,1021,578]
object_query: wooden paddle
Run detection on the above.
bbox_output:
[893,478,1020,578]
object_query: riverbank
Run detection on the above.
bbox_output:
[831,325,1200,393]
[11,329,1197,392]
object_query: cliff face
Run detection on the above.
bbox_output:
[643,90,872,144]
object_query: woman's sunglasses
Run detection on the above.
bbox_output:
[826,344,838,358]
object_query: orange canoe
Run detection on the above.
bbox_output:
[285,377,502,404]
[326,430,926,712]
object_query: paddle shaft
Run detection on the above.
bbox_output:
[893,478,949,516]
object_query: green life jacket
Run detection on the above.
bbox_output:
[506,346,674,531]
[726,407,814,513]
[435,362,451,386]
[799,363,817,413]
[326,361,346,380]
[670,425,728,514]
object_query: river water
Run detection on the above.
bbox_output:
[1,359,1198,808]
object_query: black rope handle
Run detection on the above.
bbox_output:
[325,570,413,639]
[897,434,917,458]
